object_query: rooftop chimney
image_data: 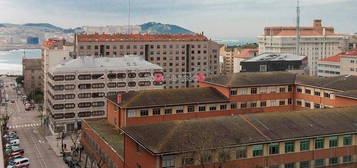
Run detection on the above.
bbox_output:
[117,94,122,104]
[313,19,322,28]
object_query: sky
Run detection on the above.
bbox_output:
[0,0,356,39]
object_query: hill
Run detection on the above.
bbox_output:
[140,22,194,34]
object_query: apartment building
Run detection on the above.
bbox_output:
[46,55,163,133]
[42,39,74,116]
[240,53,306,73]
[257,20,345,76]
[22,58,43,95]
[317,50,357,77]
[234,48,258,73]
[74,33,220,88]
[81,106,357,168]
[220,46,240,74]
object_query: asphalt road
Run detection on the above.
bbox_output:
[1,76,67,168]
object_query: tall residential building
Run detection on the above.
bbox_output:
[318,50,357,77]
[257,19,345,76]
[46,56,163,133]
[74,33,220,89]
[22,58,43,95]
[220,46,240,74]
[42,39,74,117]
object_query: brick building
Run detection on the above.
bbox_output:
[80,72,357,167]
[22,58,43,95]
[74,33,221,89]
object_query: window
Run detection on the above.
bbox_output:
[250,102,257,108]
[300,161,309,168]
[78,102,91,108]
[140,110,149,116]
[162,156,175,168]
[300,139,310,151]
[279,87,286,93]
[107,73,116,79]
[279,100,286,106]
[343,155,352,163]
[314,103,320,109]
[252,145,263,157]
[305,102,311,108]
[329,157,338,165]
[230,89,237,95]
[220,104,227,110]
[269,143,279,155]
[136,164,141,168]
[128,110,136,118]
[65,103,75,109]
[240,88,248,95]
[78,84,91,89]
[78,74,91,80]
[165,109,172,114]
[288,98,292,105]
[53,75,64,81]
[251,88,257,94]
[240,103,247,109]
[128,73,136,78]
[236,146,247,159]
[260,65,267,72]
[314,159,324,167]
[284,163,295,168]
[65,84,75,90]
[285,141,295,153]
[188,106,195,112]
[270,87,276,93]
[128,82,136,87]
[329,136,338,148]
[323,92,331,98]
[199,106,206,112]
[231,103,237,109]
[314,91,321,96]
[138,81,151,86]
[65,75,75,80]
[260,87,267,93]
[209,106,216,111]
[92,74,104,79]
[297,100,302,106]
[107,83,117,88]
[139,72,151,78]
[176,106,184,113]
[153,108,161,115]
[297,88,302,93]
[343,135,352,146]
[64,113,75,118]
[117,73,126,79]
[92,101,105,107]
[92,83,105,89]
[270,100,276,106]
[315,138,324,149]
[182,157,194,166]
[305,89,311,94]
[288,85,293,92]
[260,101,267,107]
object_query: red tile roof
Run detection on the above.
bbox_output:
[319,50,357,62]
[236,48,258,59]
[77,33,209,42]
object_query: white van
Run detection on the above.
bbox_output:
[9,139,20,146]
[7,157,30,168]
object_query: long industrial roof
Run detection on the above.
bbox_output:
[49,55,162,73]
[242,53,306,62]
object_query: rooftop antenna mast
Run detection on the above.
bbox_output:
[128,0,131,34]
[296,0,301,55]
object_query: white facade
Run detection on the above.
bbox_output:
[317,51,357,77]
[46,56,163,133]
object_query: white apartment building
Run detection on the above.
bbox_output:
[46,56,163,133]
[318,50,357,77]
[257,20,345,76]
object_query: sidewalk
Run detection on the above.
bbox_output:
[0,128,4,168]
[38,125,73,157]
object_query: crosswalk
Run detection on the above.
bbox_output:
[8,123,41,129]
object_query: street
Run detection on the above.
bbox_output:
[1,76,67,168]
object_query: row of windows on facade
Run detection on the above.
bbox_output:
[82,132,118,168]
[161,135,353,168]
[318,70,340,75]
[296,100,332,109]
[296,87,332,98]
[49,81,161,91]
[79,44,209,50]
[50,72,158,81]
[127,99,292,118]
[318,64,340,69]
[52,110,105,119]
[88,49,212,57]
[51,101,105,110]
[150,55,214,62]
[230,86,293,95]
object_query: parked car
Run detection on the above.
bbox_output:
[7,157,30,168]
[8,155,23,164]
[5,143,19,149]
[4,131,17,138]
[10,100,15,103]
[5,146,20,154]
[6,135,19,141]
[63,154,73,165]
[10,148,24,155]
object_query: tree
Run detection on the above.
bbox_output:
[15,76,24,85]
[28,90,44,104]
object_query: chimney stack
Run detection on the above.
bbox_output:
[313,19,322,28]
[117,94,122,104]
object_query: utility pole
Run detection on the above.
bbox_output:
[296,0,301,55]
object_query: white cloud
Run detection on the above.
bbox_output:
[301,0,352,5]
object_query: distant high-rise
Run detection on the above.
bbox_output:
[258,20,345,76]
[74,33,221,89]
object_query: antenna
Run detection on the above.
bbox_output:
[128,0,131,34]
[296,0,301,55]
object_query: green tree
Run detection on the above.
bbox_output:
[28,90,44,104]
[15,76,24,85]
